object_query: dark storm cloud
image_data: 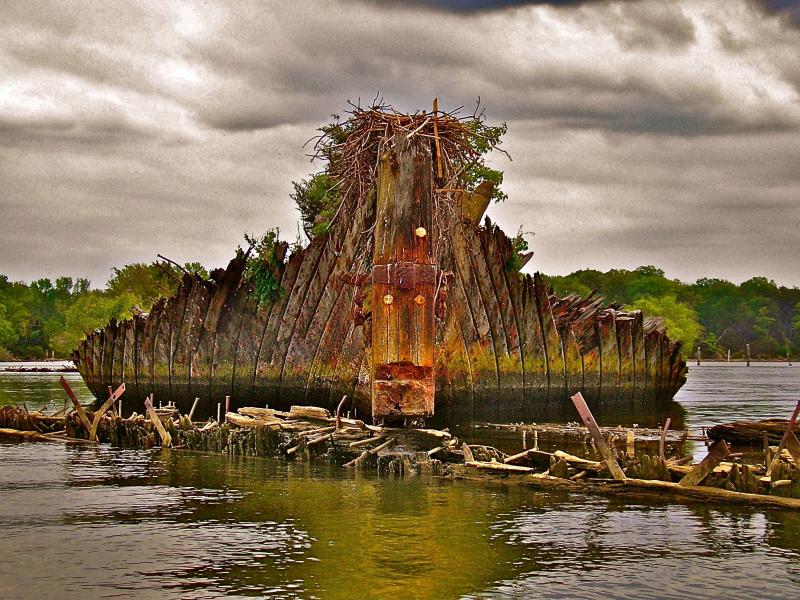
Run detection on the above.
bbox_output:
[1,0,800,286]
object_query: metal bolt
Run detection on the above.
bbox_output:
[415,227,427,238]
[414,295,425,306]
[383,294,394,305]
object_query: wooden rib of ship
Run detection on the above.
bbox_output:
[72,112,687,425]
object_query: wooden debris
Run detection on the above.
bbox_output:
[350,435,386,449]
[679,439,730,487]
[344,437,397,468]
[144,397,172,448]
[767,400,800,476]
[0,428,97,445]
[466,460,534,474]
[289,406,332,420]
[571,392,626,480]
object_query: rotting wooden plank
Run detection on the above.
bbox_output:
[91,328,104,397]
[481,225,523,401]
[464,225,509,390]
[113,320,126,391]
[139,299,163,403]
[782,430,800,465]
[616,315,635,401]
[666,341,685,401]
[656,333,670,402]
[152,297,173,406]
[561,326,584,395]
[167,275,193,404]
[579,325,602,401]
[305,196,372,406]
[450,225,499,397]
[132,314,146,409]
[679,439,730,486]
[170,275,198,406]
[193,262,241,413]
[534,272,566,393]
[298,196,371,404]
[184,279,213,405]
[231,295,261,405]
[437,278,475,422]
[101,324,114,394]
[483,225,524,404]
[643,330,660,399]
[60,376,92,433]
[269,237,326,398]
[144,396,172,447]
[236,292,273,406]
[767,400,800,476]
[520,275,548,401]
[327,321,368,416]
[210,280,250,413]
[74,338,90,396]
[88,382,125,441]
[631,311,645,399]
[281,234,340,403]
[253,246,303,401]
[597,310,620,401]
[570,392,626,480]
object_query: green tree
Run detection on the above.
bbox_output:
[628,295,703,351]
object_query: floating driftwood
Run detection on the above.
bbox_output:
[71,105,687,424]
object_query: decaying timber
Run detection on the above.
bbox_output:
[4,397,800,510]
[72,107,687,424]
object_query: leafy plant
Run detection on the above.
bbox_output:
[242,229,284,306]
[505,226,531,273]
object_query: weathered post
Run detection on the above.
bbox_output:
[746,343,751,367]
[696,347,701,366]
[371,134,436,423]
[727,348,731,363]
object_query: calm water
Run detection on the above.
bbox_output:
[1,362,799,599]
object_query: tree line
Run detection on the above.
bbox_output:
[547,266,800,360]
[0,262,206,360]
[1,262,798,360]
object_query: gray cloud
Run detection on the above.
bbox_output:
[1,0,799,287]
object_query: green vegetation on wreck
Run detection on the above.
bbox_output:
[546,266,800,359]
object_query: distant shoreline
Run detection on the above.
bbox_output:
[0,361,78,373]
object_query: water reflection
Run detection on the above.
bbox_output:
[2,364,800,599]
[2,442,800,600]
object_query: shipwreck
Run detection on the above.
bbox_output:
[72,103,687,425]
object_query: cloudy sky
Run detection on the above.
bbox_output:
[2,0,799,287]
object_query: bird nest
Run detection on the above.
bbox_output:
[303,100,508,237]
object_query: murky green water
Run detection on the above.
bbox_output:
[1,362,800,599]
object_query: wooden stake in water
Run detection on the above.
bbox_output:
[746,343,751,367]
[570,392,626,481]
[727,348,731,363]
[189,397,200,421]
[696,347,701,366]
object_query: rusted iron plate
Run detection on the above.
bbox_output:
[373,363,435,419]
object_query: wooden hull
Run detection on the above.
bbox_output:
[72,138,686,424]
[72,212,687,424]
